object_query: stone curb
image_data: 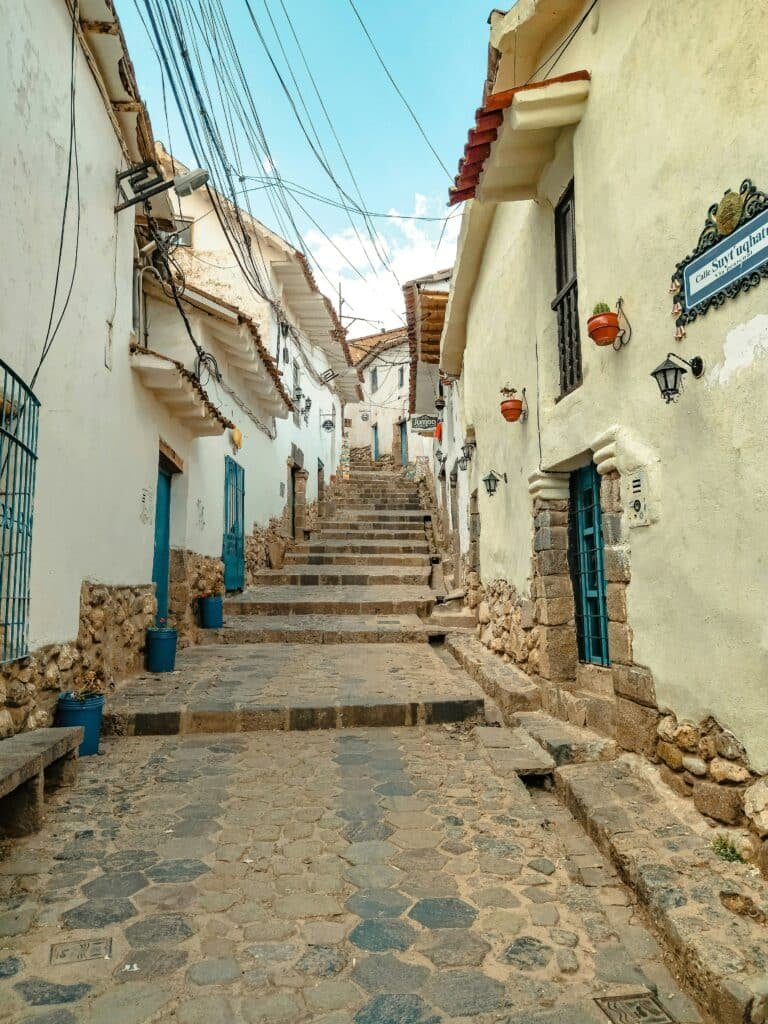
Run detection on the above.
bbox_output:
[444,634,541,722]
[555,758,767,1023]
[103,697,485,737]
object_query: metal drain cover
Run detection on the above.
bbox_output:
[595,993,677,1023]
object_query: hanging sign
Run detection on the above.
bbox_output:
[411,414,438,432]
[671,179,768,338]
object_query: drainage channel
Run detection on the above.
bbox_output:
[596,993,679,1022]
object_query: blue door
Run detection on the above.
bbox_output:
[372,424,379,461]
[152,468,172,623]
[223,456,245,591]
[568,464,609,665]
[399,421,408,466]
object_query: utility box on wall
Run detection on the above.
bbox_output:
[627,468,649,528]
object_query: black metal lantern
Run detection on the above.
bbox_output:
[361,411,370,422]
[461,440,476,462]
[434,396,446,411]
[294,386,303,403]
[482,470,507,497]
[280,320,290,339]
[304,397,312,413]
[650,353,704,403]
[434,448,443,462]
[458,455,469,471]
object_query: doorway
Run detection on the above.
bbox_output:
[223,456,245,591]
[372,424,380,462]
[449,467,461,586]
[568,464,609,665]
[152,467,172,623]
[399,421,408,467]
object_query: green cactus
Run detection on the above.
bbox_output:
[592,302,611,316]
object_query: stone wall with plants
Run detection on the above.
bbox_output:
[168,551,224,643]
[0,582,156,737]
[245,512,289,584]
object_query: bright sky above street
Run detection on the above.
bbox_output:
[115,1,494,335]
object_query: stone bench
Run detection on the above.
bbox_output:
[0,727,83,838]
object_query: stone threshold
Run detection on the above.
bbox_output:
[103,697,484,737]
[555,758,768,1023]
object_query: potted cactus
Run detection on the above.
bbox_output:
[500,386,524,422]
[587,302,621,346]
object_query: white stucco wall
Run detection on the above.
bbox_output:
[348,343,431,462]
[455,0,768,769]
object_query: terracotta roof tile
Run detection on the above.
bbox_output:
[448,70,591,206]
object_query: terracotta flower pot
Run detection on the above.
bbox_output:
[434,422,443,441]
[587,311,621,346]
[500,398,523,422]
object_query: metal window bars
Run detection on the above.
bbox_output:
[0,359,40,664]
[568,465,609,667]
[552,278,582,396]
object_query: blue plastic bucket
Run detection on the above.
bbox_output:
[199,595,223,629]
[146,628,177,673]
[56,693,105,757]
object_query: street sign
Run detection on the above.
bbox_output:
[411,414,438,432]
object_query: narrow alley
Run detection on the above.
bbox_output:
[2,468,760,1024]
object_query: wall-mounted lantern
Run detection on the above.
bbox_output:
[294,386,304,404]
[280,320,290,339]
[461,440,476,462]
[437,452,448,467]
[482,470,507,497]
[361,411,370,422]
[435,396,446,411]
[458,455,469,471]
[434,447,444,462]
[650,353,704,403]
[302,396,312,425]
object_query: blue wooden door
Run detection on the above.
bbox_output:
[372,424,379,461]
[223,457,245,591]
[568,464,609,665]
[152,468,172,623]
[399,421,408,466]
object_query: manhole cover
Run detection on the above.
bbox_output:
[50,938,112,965]
[595,993,677,1023]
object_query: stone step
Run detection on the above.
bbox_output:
[331,510,428,520]
[286,551,430,567]
[225,585,435,617]
[250,566,431,586]
[104,642,485,737]
[515,711,619,765]
[445,634,541,721]
[555,759,768,1021]
[539,681,617,740]
[302,540,430,554]
[473,725,556,777]
[424,607,477,631]
[322,519,427,531]
[198,614,431,644]
[319,529,426,541]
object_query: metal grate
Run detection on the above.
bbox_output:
[552,180,582,397]
[595,993,677,1023]
[569,464,610,666]
[0,359,39,664]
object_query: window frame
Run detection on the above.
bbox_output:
[371,367,379,393]
[551,181,582,398]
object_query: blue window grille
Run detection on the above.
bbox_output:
[0,359,40,663]
[568,464,609,666]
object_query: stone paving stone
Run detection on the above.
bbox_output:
[409,897,477,929]
[1,726,706,1023]
[500,935,554,970]
[14,979,92,1006]
[423,969,506,1016]
[352,953,431,993]
[346,889,411,919]
[349,919,418,952]
[0,954,22,977]
[20,1011,77,1024]
[354,993,441,1024]
[61,898,136,929]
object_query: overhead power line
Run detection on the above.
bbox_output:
[345,0,452,180]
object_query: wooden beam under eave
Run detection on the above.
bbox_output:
[113,101,144,113]
[80,20,119,34]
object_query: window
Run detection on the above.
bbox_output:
[0,360,40,663]
[398,366,405,389]
[371,367,379,392]
[568,464,609,666]
[292,361,301,427]
[161,217,193,248]
[551,181,581,397]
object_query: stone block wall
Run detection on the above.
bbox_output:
[0,582,156,737]
[169,551,224,644]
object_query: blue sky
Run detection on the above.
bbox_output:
[115,1,494,333]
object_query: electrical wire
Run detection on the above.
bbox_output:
[31,0,81,389]
[525,0,599,83]
[345,0,452,180]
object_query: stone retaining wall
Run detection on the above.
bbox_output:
[0,582,156,737]
[169,551,224,643]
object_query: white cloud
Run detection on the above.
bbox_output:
[303,194,460,339]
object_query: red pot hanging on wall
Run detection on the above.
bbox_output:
[500,398,524,422]
[587,311,621,346]
[434,421,443,441]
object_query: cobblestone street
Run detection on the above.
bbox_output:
[0,728,703,1024]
